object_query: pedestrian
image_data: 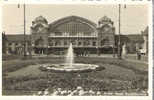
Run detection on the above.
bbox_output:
[137,50,141,60]
[122,43,127,59]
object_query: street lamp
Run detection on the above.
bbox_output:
[117,4,121,59]
[117,4,126,59]
[18,3,26,57]
[23,3,26,57]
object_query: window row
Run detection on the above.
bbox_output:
[48,40,97,46]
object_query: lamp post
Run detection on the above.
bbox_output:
[117,4,127,59]
[18,3,26,57]
[118,4,122,59]
[23,3,26,57]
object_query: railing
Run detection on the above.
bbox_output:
[34,44,113,48]
[48,33,98,38]
[47,45,97,48]
[47,45,113,48]
[48,35,98,38]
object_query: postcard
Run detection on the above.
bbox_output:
[0,0,153,100]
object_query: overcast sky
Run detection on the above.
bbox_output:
[2,4,149,35]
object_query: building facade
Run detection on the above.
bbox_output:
[30,15,115,55]
[3,16,148,56]
[2,34,31,55]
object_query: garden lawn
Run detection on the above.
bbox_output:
[2,57,148,95]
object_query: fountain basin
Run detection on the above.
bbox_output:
[39,63,104,73]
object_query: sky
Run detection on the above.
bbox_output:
[2,4,149,35]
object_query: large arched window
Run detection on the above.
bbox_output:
[49,16,97,36]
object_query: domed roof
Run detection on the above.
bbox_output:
[99,16,112,23]
[31,23,49,29]
[34,15,48,24]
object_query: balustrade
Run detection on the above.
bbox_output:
[49,32,98,37]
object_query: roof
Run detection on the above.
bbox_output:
[5,34,31,42]
[126,34,144,43]
[99,16,112,23]
[31,23,49,29]
[34,15,48,24]
[49,15,97,31]
[115,34,144,43]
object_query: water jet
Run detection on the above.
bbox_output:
[40,43,103,72]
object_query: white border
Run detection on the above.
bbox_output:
[0,0,153,100]
[148,2,153,100]
[0,1,2,97]
[1,0,152,4]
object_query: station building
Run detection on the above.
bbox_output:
[2,16,148,56]
[30,15,115,55]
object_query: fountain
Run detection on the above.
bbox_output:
[65,43,74,68]
[39,43,104,72]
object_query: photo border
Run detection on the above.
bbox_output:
[0,0,153,100]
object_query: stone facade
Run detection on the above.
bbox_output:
[2,34,31,55]
[30,15,115,54]
[3,16,147,56]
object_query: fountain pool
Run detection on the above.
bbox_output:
[39,43,103,73]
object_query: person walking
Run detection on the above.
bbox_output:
[137,49,141,60]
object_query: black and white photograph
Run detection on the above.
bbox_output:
[2,3,151,96]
